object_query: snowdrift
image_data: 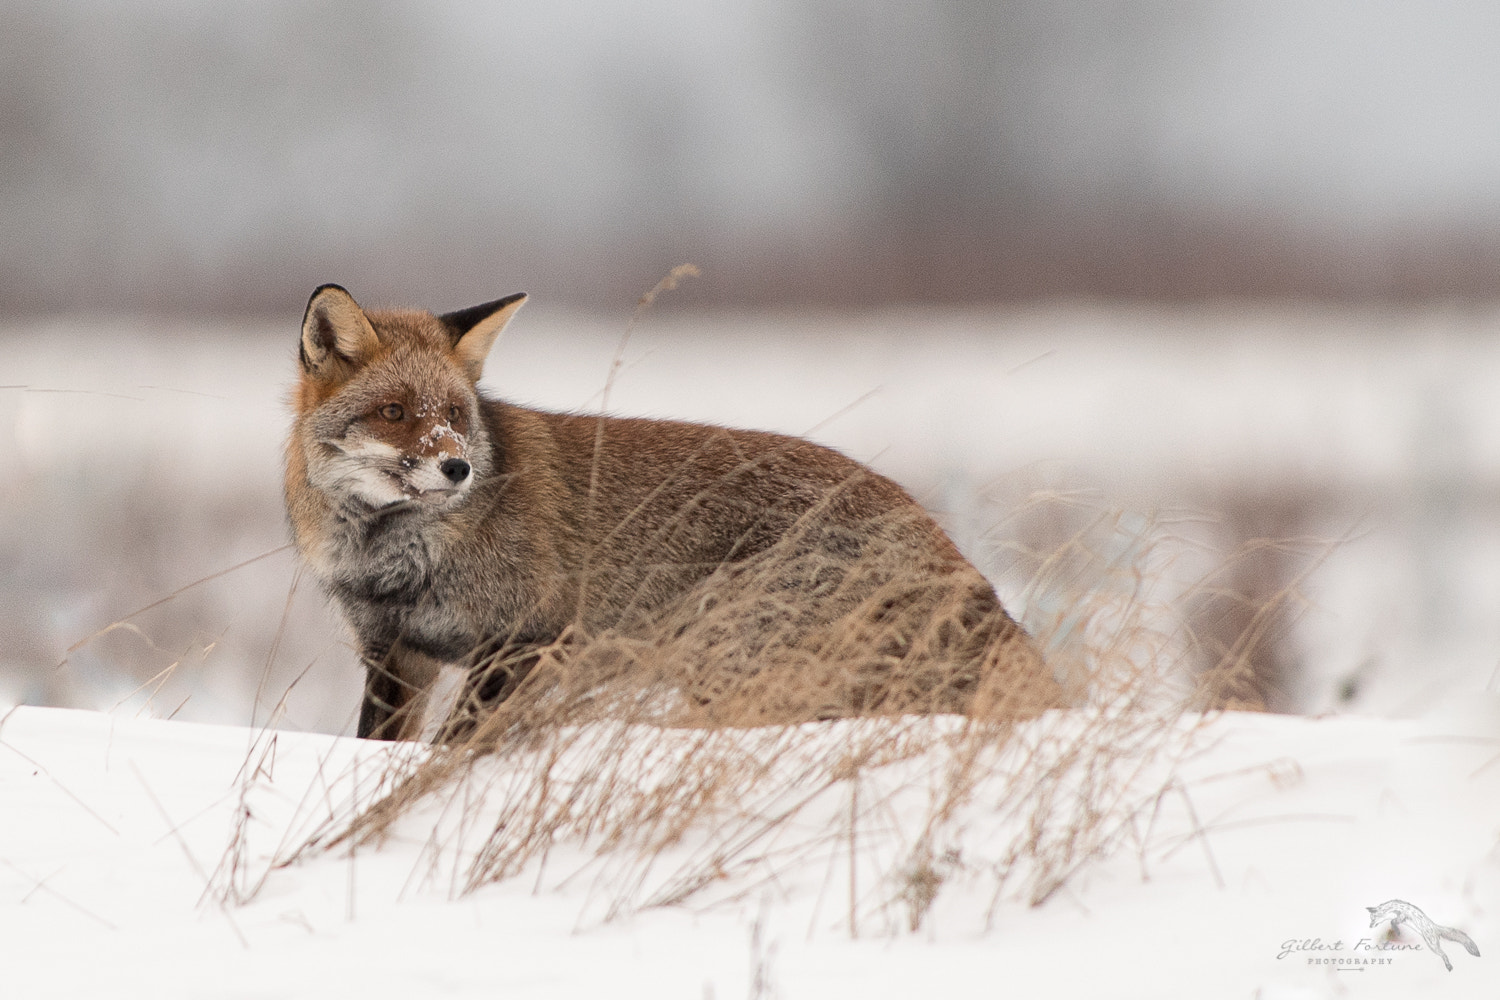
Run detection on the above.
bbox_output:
[2,702,1496,998]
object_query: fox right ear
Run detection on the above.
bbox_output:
[441,292,527,380]
[300,284,380,380]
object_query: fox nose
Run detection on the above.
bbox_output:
[439,458,471,484]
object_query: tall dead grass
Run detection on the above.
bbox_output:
[202,268,1325,927]
[209,487,1317,932]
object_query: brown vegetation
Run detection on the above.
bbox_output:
[208,489,1304,931]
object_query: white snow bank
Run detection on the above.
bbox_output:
[1,703,1496,998]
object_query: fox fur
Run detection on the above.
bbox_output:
[285,285,1057,740]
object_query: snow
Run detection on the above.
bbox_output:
[4,304,1500,995]
[1,701,1497,998]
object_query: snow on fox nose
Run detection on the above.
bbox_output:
[416,422,463,458]
[412,407,465,457]
[405,401,471,491]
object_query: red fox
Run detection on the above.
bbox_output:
[285,285,1057,740]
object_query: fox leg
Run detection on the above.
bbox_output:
[357,640,440,740]
[436,640,548,743]
[1426,934,1453,971]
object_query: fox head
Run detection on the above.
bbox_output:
[293,284,526,513]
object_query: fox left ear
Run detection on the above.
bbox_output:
[441,292,527,380]
[301,284,381,382]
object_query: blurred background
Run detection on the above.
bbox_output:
[3,0,1500,732]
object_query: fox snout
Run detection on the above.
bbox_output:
[397,451,471,500]
[376,447,474,508]
[440,457,470,483]
[316,418,477,511]
[407,417,473,490]
[391,428,474,500]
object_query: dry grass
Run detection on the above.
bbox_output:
[194,270,1328,928]
[205,486,1313,933]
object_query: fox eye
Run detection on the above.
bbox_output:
[379,403,404,421]
[448,404,461,421]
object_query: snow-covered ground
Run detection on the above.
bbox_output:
[1,701,1496,998]
[2,303,1500,995]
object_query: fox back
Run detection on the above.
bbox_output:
[285,285,1058,739]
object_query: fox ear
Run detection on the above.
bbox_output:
[442,292,526,380]
[300,284,380,380]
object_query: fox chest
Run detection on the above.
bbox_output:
[330,572,482,663]
[323,519,483,662]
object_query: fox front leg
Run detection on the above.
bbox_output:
[357,641,440,740]
[436,640,550,744]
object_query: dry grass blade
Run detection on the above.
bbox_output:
[59,544,295,666]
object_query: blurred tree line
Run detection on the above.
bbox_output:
[5,0,1500,315]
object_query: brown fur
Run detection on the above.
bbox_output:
[285,285,1059,740]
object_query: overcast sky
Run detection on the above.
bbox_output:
[5,1,1500,312]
